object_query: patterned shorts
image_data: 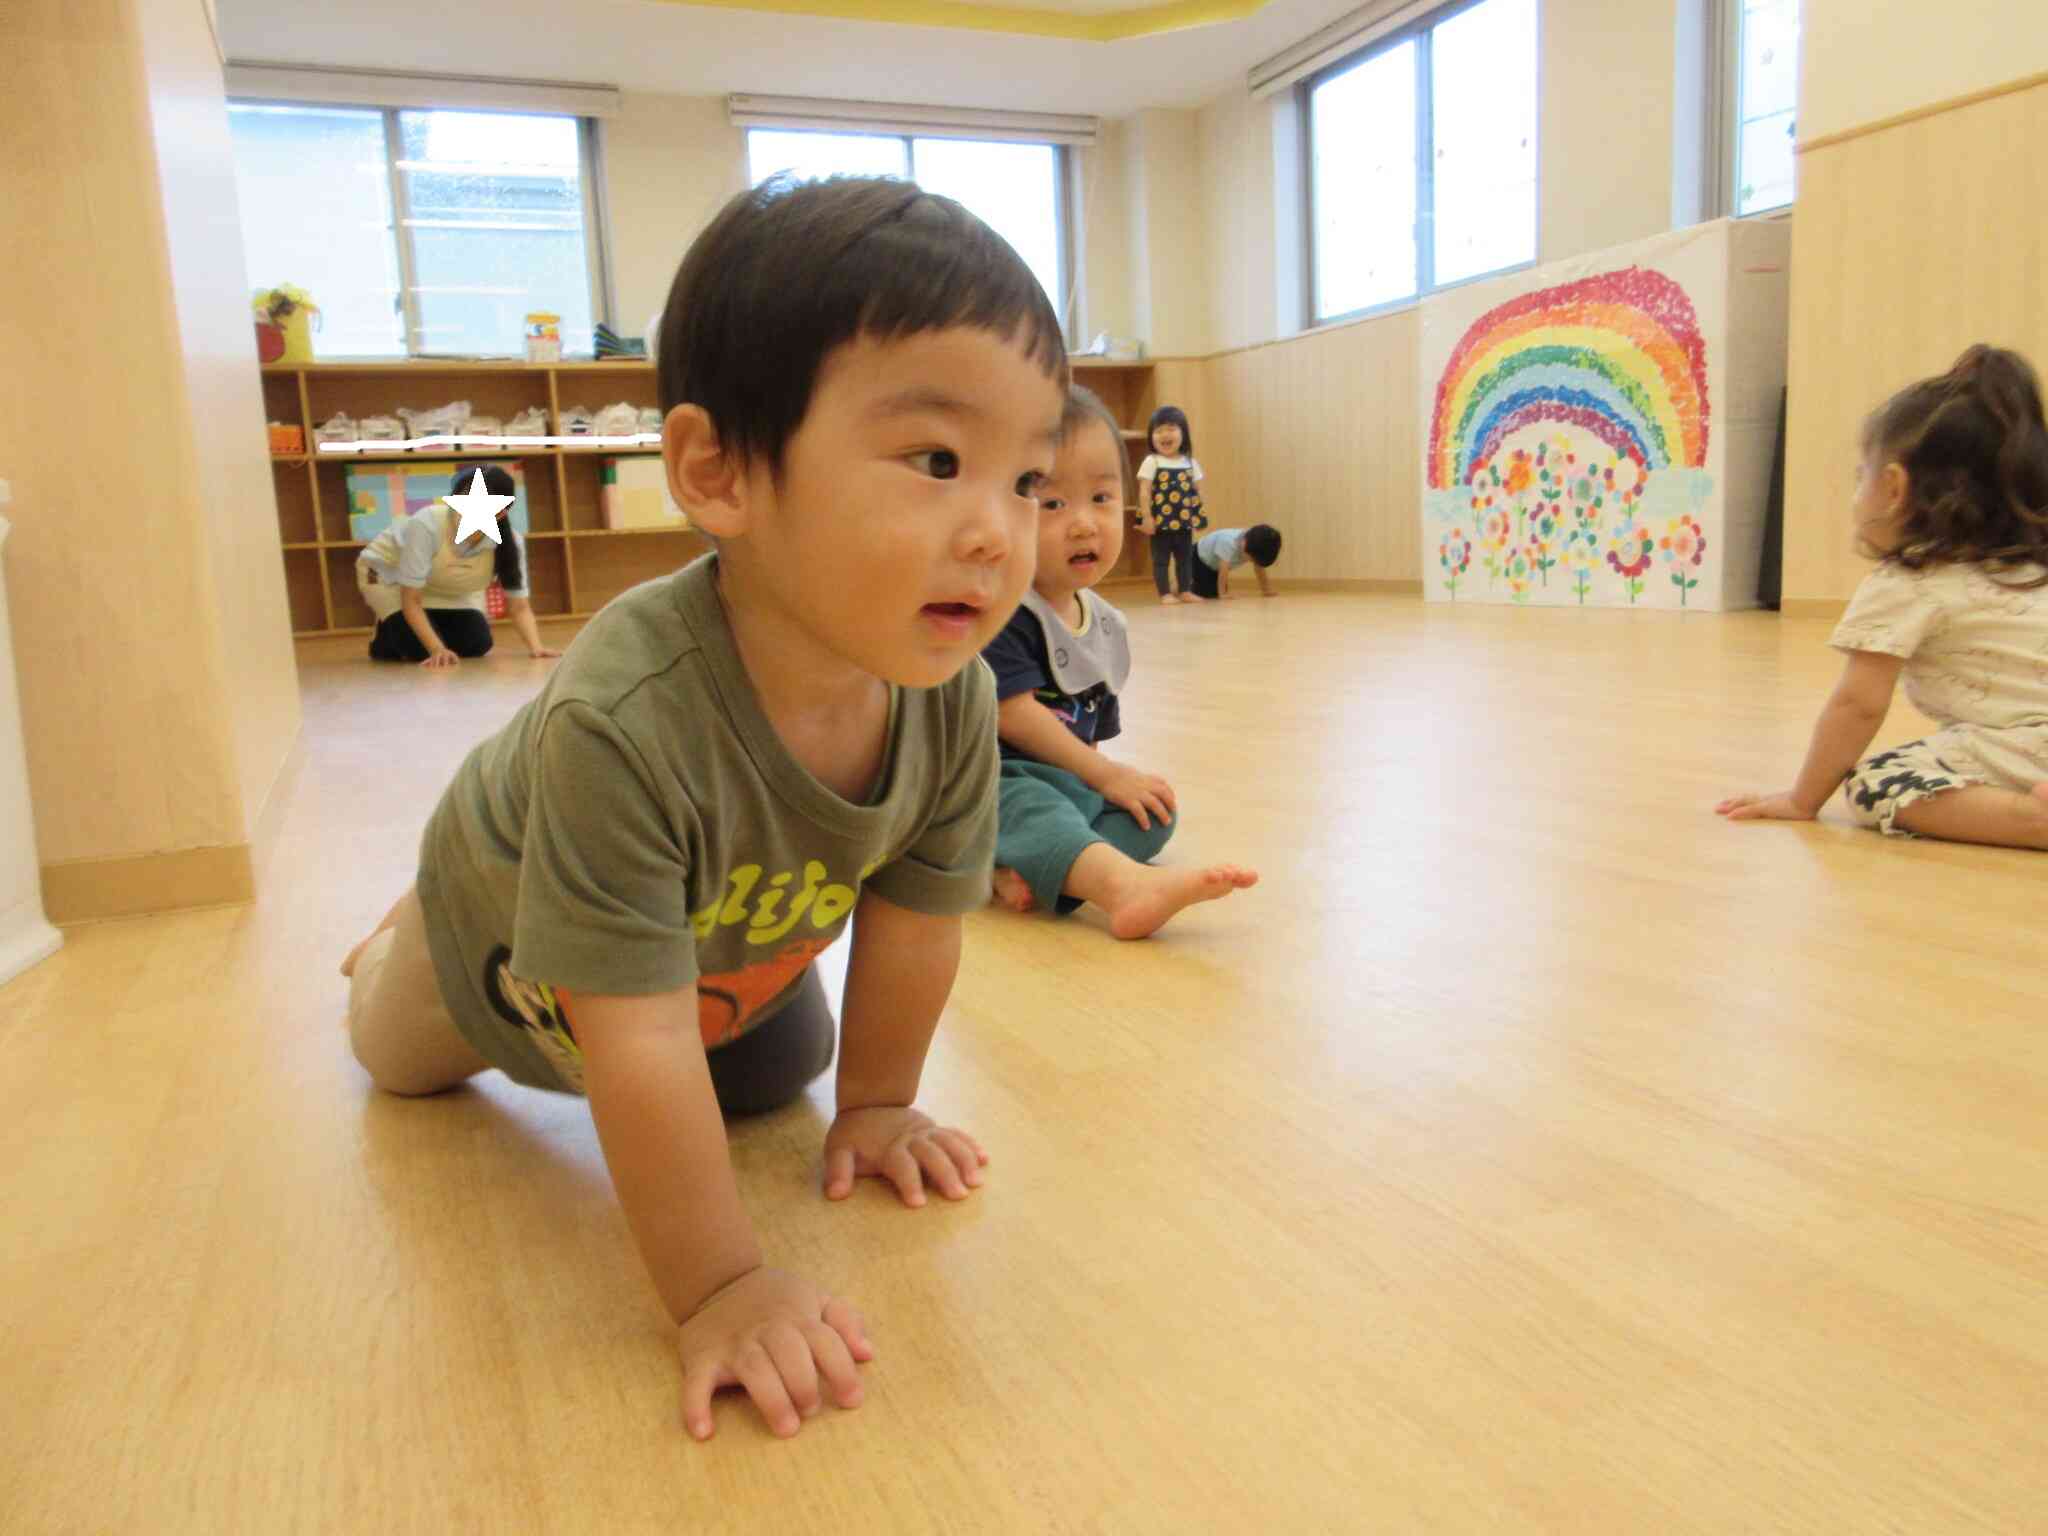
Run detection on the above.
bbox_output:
[1842,723,2048,836]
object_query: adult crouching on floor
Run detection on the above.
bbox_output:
[355,464,561,667]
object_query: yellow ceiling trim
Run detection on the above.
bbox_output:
[655,0,1271,43]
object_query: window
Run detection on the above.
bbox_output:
[745,130,1068,320]
[1734,0,1800,214]
[1305,0,1537,324]
[227,103,606,358]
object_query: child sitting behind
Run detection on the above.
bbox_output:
[1718,343,2048,848]
[982,385,1259,937]
[341,176,1071,1441]
[1191,524,1283,600]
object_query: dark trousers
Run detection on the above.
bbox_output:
[1150,529,1195,597]
[706,966,837,1116]
[1189,557,1222,599]
[369,606,495,662]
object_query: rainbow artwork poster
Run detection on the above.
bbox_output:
[1418,222,1789,612]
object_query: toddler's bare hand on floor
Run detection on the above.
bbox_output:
[677,1266,872,1441]
[824,1106,987,1207]
[1098,765,1176,830]
[1716,791,1813,822]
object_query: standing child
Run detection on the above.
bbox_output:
[1191,524,1283,601]
[1137,405,1209,604]
[983,385,1259,936]
[1718,344,2048,848]
[339,176,1071,1440]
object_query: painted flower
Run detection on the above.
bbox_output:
[1607,520,1655,580]
[1440,529,1473,575]
[1661,513,1706,567]
[1502,449,1534,497]
[1483,508,1514,551]
[1505,546,1533,601]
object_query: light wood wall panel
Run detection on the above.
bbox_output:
[138,0,303,851]
[0,0,300,914]
[1194,308,1421,585]
[1784,78,2048,603]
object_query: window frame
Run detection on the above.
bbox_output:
[228,97,613,359]
[1299,0,1541,331]
[1725,0,1800,218]
[742,127,1076,342]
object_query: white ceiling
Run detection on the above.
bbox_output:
[217,0,1364,115]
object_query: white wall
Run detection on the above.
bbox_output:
[1799,0,2048,141]
[602,92,748,338]
[1075,118,1136,344]
[1197,0,1684,358]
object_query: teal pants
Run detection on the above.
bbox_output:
[996,759,1176,916]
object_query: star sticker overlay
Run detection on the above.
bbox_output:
[445,469,515,545]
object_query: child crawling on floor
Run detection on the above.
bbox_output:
[981,384,1259,938]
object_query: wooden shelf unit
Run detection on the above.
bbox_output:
[1067,358,1166,586]
[263,360,709,638]
[264,357,1167,636]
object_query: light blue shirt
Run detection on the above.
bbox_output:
[364,507,529,599]
[1196,528,1249,571]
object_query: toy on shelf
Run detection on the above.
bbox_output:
[252,285,319,363]
[267,422,304,456]
[524,312,562,364]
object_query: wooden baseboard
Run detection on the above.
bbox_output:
[42,843,256,926]
[1779,598,1849,621]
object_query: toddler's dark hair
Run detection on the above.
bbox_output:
[1147,405,1193,458]
[1244,524,1283,567]
[453,463,523,594]
[656,176,1067,476]
[1861,344,2048,584]
[1062,384,1130,486]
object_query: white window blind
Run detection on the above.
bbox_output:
[728,95,1097,148]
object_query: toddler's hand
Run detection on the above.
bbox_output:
[1715,791,1814,822]
[421,649,459,669]
[1098,764,1176,831]
[824,1105,988,1208]
[677,1265,873,1441]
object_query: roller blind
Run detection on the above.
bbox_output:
[727,94,1097,148]
[1247,0,1442,98]
[224,62,621,119]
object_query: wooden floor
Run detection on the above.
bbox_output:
[6,592,2046,1534]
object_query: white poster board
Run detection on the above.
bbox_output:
[1420,219,1790,612]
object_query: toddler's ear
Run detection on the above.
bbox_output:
[1881,461,1910,513]
[663,405,749,538]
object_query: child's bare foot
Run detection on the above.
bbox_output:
[1102,863,1258,940]
[1159,594,1178,606]
[990,866,1037,914]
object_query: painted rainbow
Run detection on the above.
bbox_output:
[1427,267,1710,490]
